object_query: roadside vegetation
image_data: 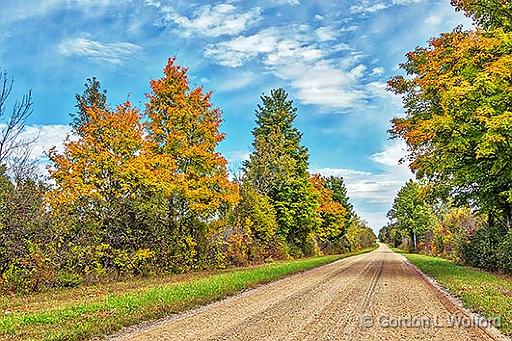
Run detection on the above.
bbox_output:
[379,0,512,274]
[397,252,512,336]
[0,248,376,341]
[0,58,375,294]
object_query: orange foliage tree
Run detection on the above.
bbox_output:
[145,57,238,267]
[310,174,349,245]
[48,102,172,273]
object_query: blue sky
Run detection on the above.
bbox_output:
[0,0,471,231]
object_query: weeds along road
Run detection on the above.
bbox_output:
[110,244,500,341]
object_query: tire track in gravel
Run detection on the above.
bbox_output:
[298,249,385,341]
[108,254,367,341]
[110,244,503,341]
[210,252,379,341]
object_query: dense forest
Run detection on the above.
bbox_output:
[379,0,512,274]
[0,59,375,293]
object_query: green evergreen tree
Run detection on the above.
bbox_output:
[325,176,353,218]
[244,89,319,255]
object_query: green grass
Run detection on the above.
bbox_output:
[0,247,375,341]
[398,251,512,336]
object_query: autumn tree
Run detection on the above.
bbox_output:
[310,174,349,244]
[71,77,108,135]
[145,57,238,267]
[451,0,512,31]
[388,20,512,228]
[324,176,354,230]
[244,89,319,255]
[48,102,163,274]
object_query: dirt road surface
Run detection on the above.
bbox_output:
[110,244,505,341]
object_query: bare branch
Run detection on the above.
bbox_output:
[0,70,35,170]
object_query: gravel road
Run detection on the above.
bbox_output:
[110,244,504,341]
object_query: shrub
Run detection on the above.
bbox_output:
[460,224,507,271]
[497,230,512,274]
[2,264,33,293]
[1,251,56,293]
[56,271,83,288]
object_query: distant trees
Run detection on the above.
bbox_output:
[387,180,436,252]
[384,0,512,273]
[0,61,376,293]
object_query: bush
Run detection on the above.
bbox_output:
[497,230,512,274]
[56,271,82,288]
[460,224,507,271]
[1,256,56,294]
[2,264,33,293]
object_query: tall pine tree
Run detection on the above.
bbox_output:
[244,89,319,255]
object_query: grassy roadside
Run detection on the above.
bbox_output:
[396,250,512,336]
[1,247,376,341]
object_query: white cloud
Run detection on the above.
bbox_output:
[392,0,423,4]
[19,124,72,161]
[159,4,261,37]
[58,38,142,65]
[205,29,278,67]
[205,26,377,109]
[314,14,325,21]
[8,124,73,176]
[311,140,413,230]
[205,27,326,67]
[226,150,251,163]
[310,167,372,177]
[313,163,408,206]
[226,150,251,177]
[315,26,336,41]
[215,71,256,92]
[350,2,388,14]
[350,0,424,15]
[144,0,161,8]
[371,66,384,75]
[269,0,301,6]
[371,139,409,167]
[424,15,442,25]
[276,61,367,108]
[339,25,359,32]
[0,0,121,24]
[366,81,390,99]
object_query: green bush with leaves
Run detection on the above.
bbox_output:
[461,224,508,271]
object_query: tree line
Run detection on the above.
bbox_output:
[0,58,375,293]
[380,0,512,274]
